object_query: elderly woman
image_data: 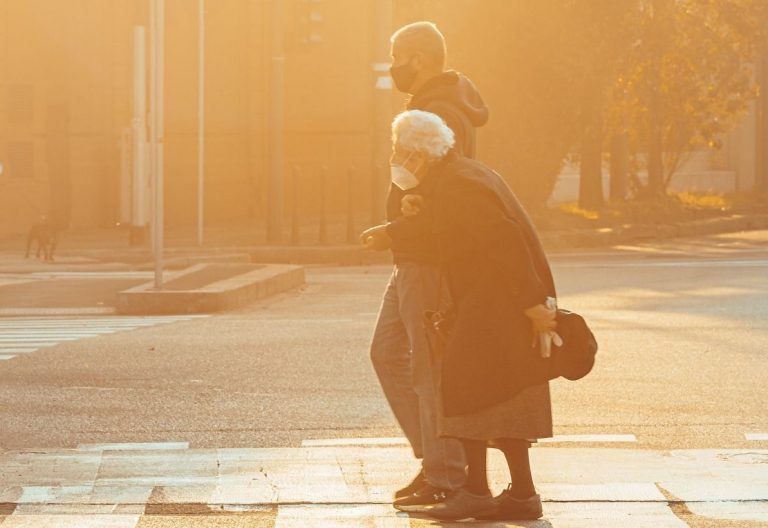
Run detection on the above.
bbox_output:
[381,109,557,522]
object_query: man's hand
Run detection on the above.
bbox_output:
[360,224,392,251]
[523,304,557,333]
[401,194,424,217]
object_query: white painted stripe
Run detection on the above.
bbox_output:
[0,308,118,316]
[0,318,206,327]
[0,316,208,359]
[29,271,156,278]
[302,437,409,447]
[0,317,201,324]
[0,325,165,331]
[0,355,16,360]
[0,514,142,527]
[539,434,637,443]
[77,441,190,451]
[301,435,639,446]
[0,331,116,336]
[0,328,109,341]
[562,259,768,269]
[745,433,768,441]
[0,334,121,339]
[0,337,86,342]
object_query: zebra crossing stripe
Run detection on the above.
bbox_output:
[745,433,768,441]
[302,437,409,447]
[302,435,639,447]
[0,315,208,360]
[77,441,190,451]
[539,434,637,443]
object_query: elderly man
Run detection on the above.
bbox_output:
[362,21,488,512]
[385,109,557,522]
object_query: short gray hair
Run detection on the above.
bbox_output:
[390,21,446,69]
[392,110,455,159]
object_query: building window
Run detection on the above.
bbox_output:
[6,84,34,125]
[8,141,34,178]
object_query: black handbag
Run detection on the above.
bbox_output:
[549,309,598,381]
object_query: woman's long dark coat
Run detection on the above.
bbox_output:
[428,154,556,417]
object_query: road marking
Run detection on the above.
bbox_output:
[559,259,768,269]
[301,435,640,447]
[302,437,410,447]
[0,336,97,341]
[539,434,637,443]
[77,441,190,451]
[745,433,768,441]
[28,271,159,279]
[1,514,141,527]
[3,447,765,524]
[0,315,207,360]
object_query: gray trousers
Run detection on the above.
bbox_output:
[370,263,466,490]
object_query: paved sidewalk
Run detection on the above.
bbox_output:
[1,444,766,526]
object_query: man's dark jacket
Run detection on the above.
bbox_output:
[386,71,488,264]
[428,153,556,417]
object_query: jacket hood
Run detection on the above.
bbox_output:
[408,71,489,127]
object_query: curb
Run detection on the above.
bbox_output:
[116,264,305,315]
[540,213,768,250]
[3,214,766,269]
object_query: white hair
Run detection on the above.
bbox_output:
[391,110,455,159]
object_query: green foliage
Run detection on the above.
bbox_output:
[394,1,767,207]
[608,0,768,194]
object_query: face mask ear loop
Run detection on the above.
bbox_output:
[399,150,414,168]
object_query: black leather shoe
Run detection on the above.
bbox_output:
[394,469,427,500]
[426,488,496,521]
[393,484,452,512]
[479,485,543,520]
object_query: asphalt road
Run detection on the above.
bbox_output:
[1,231,767,452]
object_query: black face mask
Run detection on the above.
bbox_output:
[390,59,417,93]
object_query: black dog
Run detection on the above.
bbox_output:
[25,216,58,261]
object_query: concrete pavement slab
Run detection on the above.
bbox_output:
[1,446,766,525]
[116,264,305,315]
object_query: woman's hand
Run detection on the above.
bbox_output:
[359,224,392,251]
[401,194,424,217]
[523,304,557,333]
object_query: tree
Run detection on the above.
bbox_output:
[393,0,638,209]
[607,0,768,197]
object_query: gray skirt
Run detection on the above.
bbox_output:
[438,382,553,441]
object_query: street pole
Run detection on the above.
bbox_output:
[150,0,165,289]
[267,0,284,243]
[131,26,148,246]
[197,0,205,246]
[370,0,392,224]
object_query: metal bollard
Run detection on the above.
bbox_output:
[346,166,356,244]
[318,166,328,244]
[291,166,300,246]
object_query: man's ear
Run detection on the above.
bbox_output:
[410,51,426,71]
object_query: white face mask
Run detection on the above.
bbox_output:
[390,151,421,190]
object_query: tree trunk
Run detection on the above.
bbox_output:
[647,118,664,196]
[609,133,628,201]
[579,107,604,209]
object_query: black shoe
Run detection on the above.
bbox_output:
[426,487,497,521]
[480,484,543,520]
[394,469,426,500]
[393,484,452,512]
